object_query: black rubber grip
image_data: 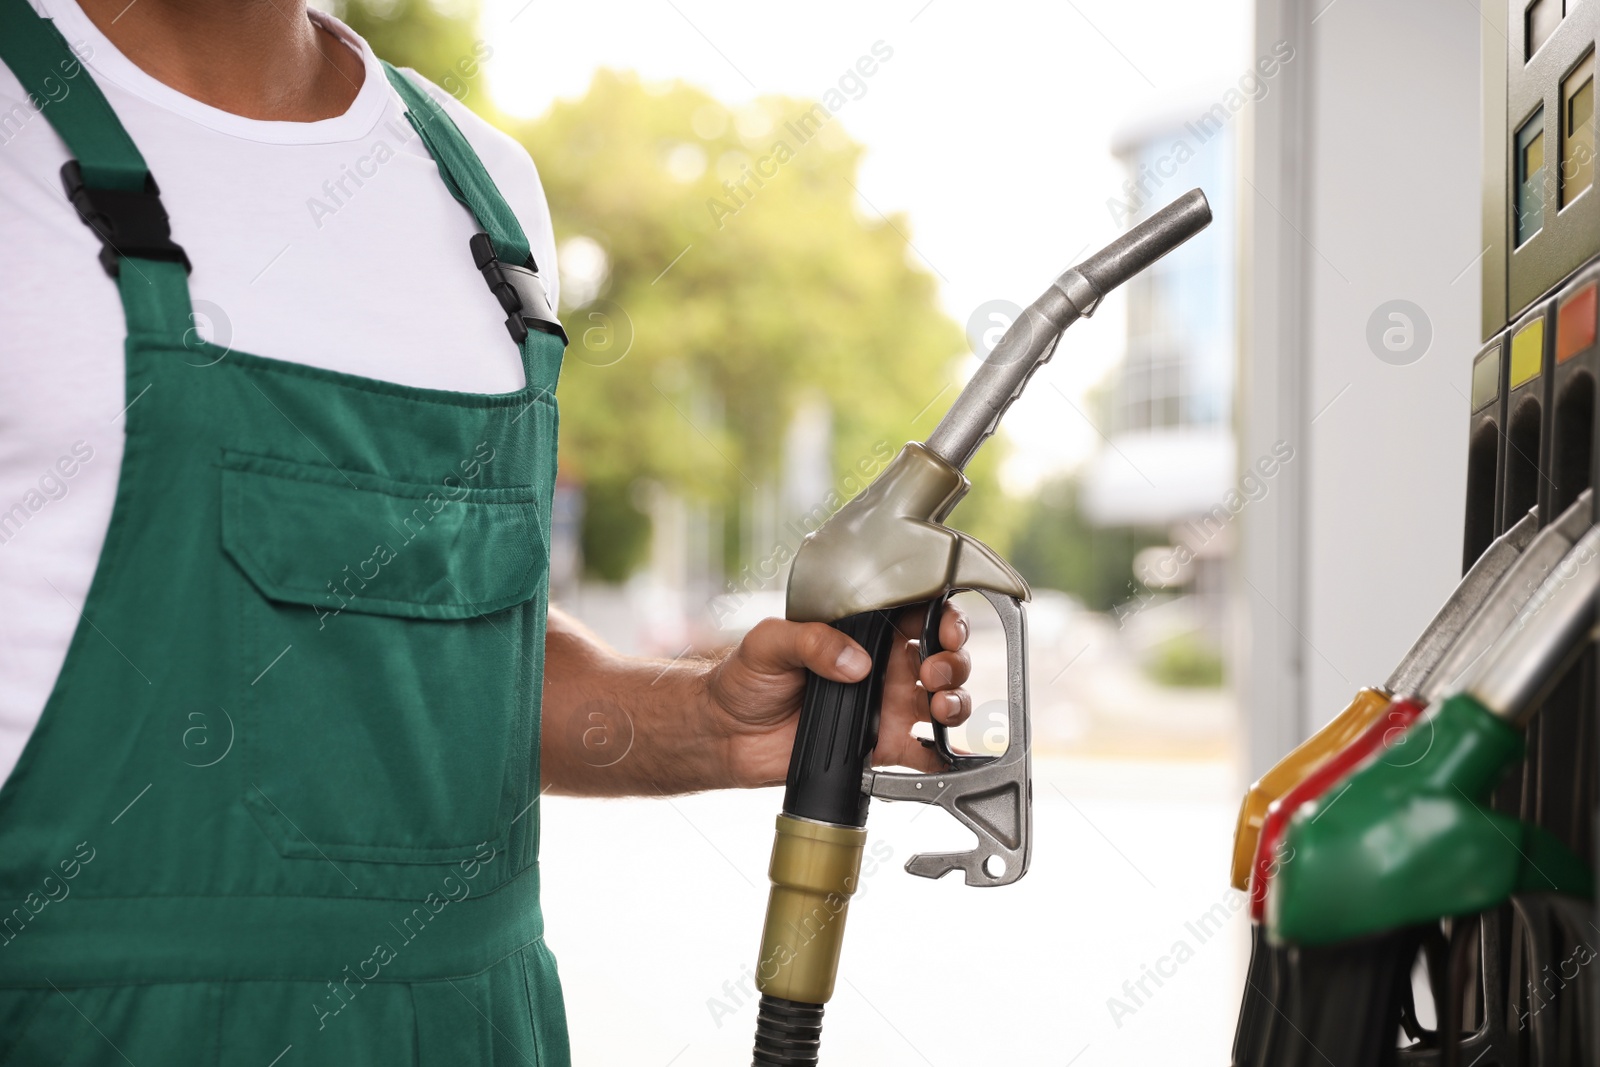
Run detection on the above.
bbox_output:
[781,610,901,827]
[1260,927,1423,1067]
[752,995,824,1066]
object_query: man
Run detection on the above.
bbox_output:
[0,0,972,1061]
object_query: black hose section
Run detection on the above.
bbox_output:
[1262,927,1423,1067]
[752,995,824,1066]
[1413,923,1452,1043]
[1506,894,1592,1064]
[1230,924,1277,1067]
[1441,914,1482,1067]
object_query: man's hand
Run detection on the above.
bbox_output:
[704,604,973,787]
[539,604,973,797]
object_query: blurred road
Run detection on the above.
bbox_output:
[542,752,1247,1065]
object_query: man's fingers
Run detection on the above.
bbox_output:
[939,602,970,650]
[930,689,971,727]
[893,602,970,650]
[739,618,872,683]
[919,648,971,693]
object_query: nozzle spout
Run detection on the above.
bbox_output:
[923,189,1212,470]
[1425,490,1594,701]
[1383,506,1540,696]
[1072,187,1215,303]
[1468,523,1600,723]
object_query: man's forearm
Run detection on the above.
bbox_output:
[539,605,731,797]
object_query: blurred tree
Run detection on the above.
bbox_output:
[1008,475,1163,613]
[520,71,980,578]
[1146,631,1225,688]
[579,480,650,584]
[324,0,493,116]
[315,2,1002,583]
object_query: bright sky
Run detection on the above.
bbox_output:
[481,0,1251,490]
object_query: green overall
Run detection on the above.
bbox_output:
[0,5,570,1063]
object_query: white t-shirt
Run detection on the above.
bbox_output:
[0,0,561,784]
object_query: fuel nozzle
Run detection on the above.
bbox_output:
[1248,524,1600,1067]
[1271,522,1600,949]
[1248,521,1600,1067]
[1227,505,1539,1067]
[1246,490,1596,923]
[751,192,1212,1067]
[1228,505,1541,896]
[1386,504,1545,698]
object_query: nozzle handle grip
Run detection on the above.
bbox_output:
[781,611,901,828]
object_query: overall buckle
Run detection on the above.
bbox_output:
[61,161,192,278]
[469,232,568,346]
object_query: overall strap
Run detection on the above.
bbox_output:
[383,63,567,381]
[382,63,532,265]
[0,0,193,340]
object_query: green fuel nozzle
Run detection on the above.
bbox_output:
[1272,522,1600,949]
[749,191,1212,1067]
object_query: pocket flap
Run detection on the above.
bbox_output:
[220,451,545,621]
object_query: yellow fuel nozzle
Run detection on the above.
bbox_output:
[1228,686,1393,890]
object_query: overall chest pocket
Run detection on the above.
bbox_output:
[219,450,548,867]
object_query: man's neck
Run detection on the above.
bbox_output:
[74,0,364,121]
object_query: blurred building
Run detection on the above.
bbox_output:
[1081,102,1238,640]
